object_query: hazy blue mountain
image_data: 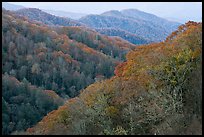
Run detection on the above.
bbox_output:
[13,8,152,45]
[11,6,181,44]
[42,9,87,20]
[15,8,84,27]
[96,28,152,45]
[101,10,125,18]
[2,2,25,11]
[121,9,180,31]
[79,9,181,42]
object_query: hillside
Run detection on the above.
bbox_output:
[2,9,135,134]
[96,28,152,45]
[79,9,181,42]
[2,74,64,135]
[2,8,135,97]
[53,26,135,59]
[26,21,202,135]
[15,8,84,27]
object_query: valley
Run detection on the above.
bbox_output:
[2,2,202,135]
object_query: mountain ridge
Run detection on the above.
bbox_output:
[79,9,181,42]
[15,8,84,27]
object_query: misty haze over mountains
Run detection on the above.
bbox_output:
[2,2,182,44]
[3,2,202,23]
[2,2,87,20]
[79,9,181,42]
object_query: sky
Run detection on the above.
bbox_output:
[9,2,202,23]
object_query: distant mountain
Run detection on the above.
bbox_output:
[2,2,25,11]
[96,28,152,45]
[42,9,87,20]
[121,9,180,31]
[14,8,153,45]
[101,10,125,18]
[79,9,181,42]
[15,8,84,27]
[13,7,181,44]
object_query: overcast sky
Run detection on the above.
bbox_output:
[9,2,202,23]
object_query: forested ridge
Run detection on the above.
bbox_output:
[15,8,84,27]
[24,21,202,135]
[96,28,152,45]
[2,74,64,134]
[79,9,180,42]
[2,9,135,134]
[12,7,180,45]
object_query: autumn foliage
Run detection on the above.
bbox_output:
[26,22,202,135]
[2,9,135,135]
